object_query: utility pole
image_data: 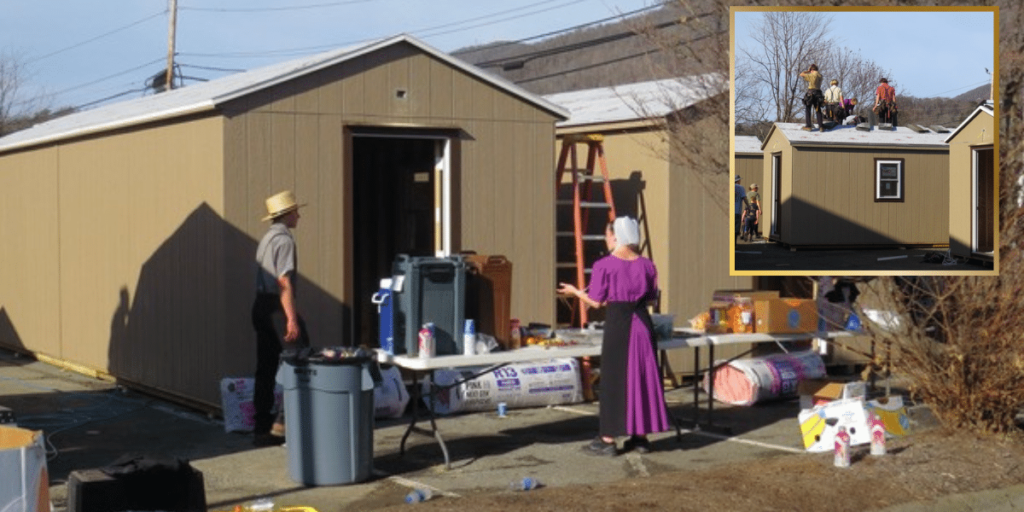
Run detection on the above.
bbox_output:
[165,0,178,91]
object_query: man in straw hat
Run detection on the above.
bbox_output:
[252,190,308,447]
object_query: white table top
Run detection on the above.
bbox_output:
[376,330,857,371]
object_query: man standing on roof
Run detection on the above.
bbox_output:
[874,77,898,127]
[823,79,845,123]
[252,190,310,447]
[799,64,824,131]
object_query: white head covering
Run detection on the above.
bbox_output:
[612,216,641,247]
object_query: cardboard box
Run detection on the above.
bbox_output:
[712,289,780,304]
[798,397,871,452]
[754,298,818,333]
[798,378,866,409]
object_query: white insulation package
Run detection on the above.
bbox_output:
[423,358,583,415]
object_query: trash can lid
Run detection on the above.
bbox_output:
[280,346,374,366]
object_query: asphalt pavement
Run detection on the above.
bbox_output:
[1,347,1021,512]
[734,236,994,273]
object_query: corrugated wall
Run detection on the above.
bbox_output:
[948,113,994,258]
[221,42,560,369]
[0,118,227,405]
[0,150,61,357]
[787,147,949,246]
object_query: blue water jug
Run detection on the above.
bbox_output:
[372,278,395,354]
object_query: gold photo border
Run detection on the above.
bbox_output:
[729,5,1000,277]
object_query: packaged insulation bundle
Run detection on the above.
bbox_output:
[703,350,826,406]
[423,358,583,415]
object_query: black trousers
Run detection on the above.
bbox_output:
[251,293,309,434]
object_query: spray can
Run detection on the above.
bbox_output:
[463,319,476,356]
[870,410,887,456]
[834,425,851,468]
[497,402,508,418]
[418,323,435,359]
[510,319,522,350]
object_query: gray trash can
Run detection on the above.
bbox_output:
[276,349,379,486]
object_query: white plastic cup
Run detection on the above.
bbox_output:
[497,402,508,417]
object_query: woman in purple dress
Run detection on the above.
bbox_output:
[557,217,671,456]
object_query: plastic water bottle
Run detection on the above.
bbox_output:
[870,410,887,456]
[463,319,476,356]
[834,426,851,468]
[405,488,433,504]
[510,477,541,491]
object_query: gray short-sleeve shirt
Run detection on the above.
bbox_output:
[255,223,296,294]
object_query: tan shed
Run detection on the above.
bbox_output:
[545,76,768,379]
[944,102,995,261]
[0,35,568,410]
[760,123,950,247]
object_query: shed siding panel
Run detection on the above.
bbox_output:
[784,147,949,246]
[0,150,61,357]
[948,113,994,258]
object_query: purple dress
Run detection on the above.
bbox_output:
[588,254,671,437]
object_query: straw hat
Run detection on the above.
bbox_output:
[262,190,306,221]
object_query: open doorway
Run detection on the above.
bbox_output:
[771,152,782,238]
[351,130,453,347]
[973,146,994,254]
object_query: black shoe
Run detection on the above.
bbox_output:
[253,432,285,447]
[624,436,651,454]
[582,437,617,456]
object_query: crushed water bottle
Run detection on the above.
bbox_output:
[405,488,433,504]
[510,476,541,491]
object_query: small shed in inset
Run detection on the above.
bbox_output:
[945,102,995,260]
[760,123,950,247]
[734,135,765,216]
[0,34,568,409]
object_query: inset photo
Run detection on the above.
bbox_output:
[730,7,998,275]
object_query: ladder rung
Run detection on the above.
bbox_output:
[576,174,605,182]
[556,263,593,273]
[556,200,612,207]
[555,232,605,240]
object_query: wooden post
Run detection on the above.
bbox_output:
[165,0,178,91]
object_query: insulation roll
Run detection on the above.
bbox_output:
[702,351,826,406]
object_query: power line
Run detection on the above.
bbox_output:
[26,11,165,64]
[180,0,376,12]
[474,16,687,69]
[451,2,666,56]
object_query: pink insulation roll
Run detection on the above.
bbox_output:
[702,351,826,406]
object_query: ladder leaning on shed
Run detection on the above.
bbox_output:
[555,133,617,327]
[555,133,616,401]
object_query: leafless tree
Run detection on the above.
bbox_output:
[0,49,52,137]
[736,11,836,124]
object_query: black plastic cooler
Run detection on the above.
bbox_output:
[391,254,466,356]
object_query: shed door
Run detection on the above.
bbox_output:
[352,132,453,347]
[973,146,994,253]
[771,153,782,238]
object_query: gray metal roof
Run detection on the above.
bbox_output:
[944,101,995,143]
[543,74,727,128]
[0,34,569,154]
[733,135,762,155]
[764,122,950,150]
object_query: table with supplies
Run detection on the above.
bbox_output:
[377,329,855,468]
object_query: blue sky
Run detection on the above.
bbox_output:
[0,0,656,111]
[733,8,996,100]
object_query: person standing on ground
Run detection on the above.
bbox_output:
[799,64,825,131]
[747,183,762,239]
[252,190,310,447]
[557,217,671,456]
[734,175,749,243]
